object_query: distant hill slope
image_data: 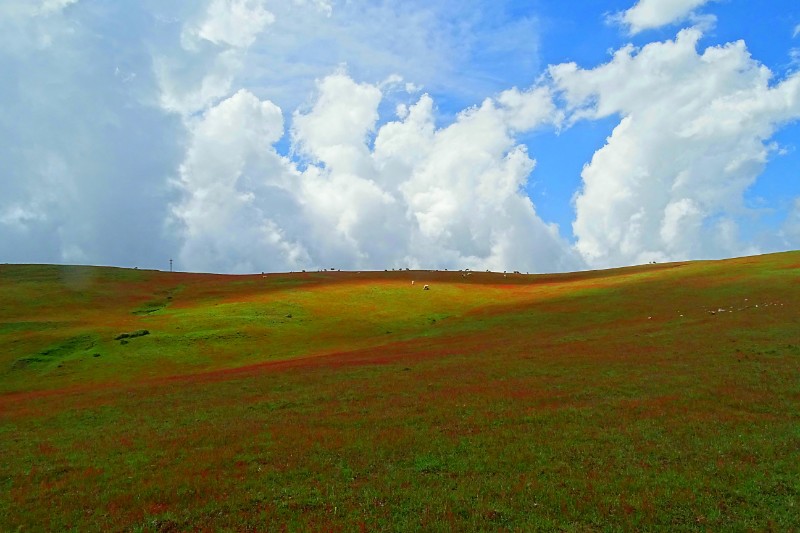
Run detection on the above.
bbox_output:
[1,252,798,530]
[1,252,797,394]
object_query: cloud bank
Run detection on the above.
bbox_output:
[173,73,581,273]
[551,28,800,268]
[0,0,185,266]
[2,0,800,274]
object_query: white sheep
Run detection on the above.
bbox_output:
[423,284,430,290]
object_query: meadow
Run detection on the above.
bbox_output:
[1,252,798,531]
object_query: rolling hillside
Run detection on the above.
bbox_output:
[1,252,799,530]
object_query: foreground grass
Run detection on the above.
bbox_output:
[1,253,799,530]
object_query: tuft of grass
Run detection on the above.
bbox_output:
[114,330,150,341]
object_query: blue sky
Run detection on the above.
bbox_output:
[2,0,800,273]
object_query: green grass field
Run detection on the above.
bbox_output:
[1,253,799,531]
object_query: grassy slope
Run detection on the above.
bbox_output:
[0,253,799,531]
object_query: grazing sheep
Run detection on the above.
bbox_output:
[423,284,430,290]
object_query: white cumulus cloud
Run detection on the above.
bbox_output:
[614,0,714,34]
[550,28,800,268]
[172,89,310,273]
[172,72,582,273]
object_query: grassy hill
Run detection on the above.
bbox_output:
[1,252,799,530]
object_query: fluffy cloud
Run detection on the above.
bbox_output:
[614,0,714,34]
[550,28,800,268]
[292,72,383,174]
[156,0,275,117]
[172,72,581,273]
[172,89,311,273]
